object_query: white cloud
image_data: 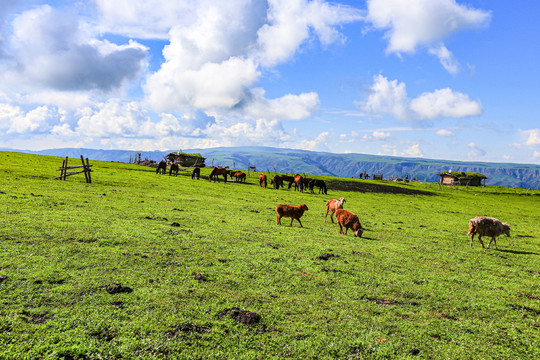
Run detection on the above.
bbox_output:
[359,75,410,120]
[436,129,455,137]
[297,131,330,151]
[2,5,147,93]
[244,89,319,121]
[534,151,540,159]
[467,142,486,158]
[0,103,60,134]
[402,143,423,157]
[410,88,482,119]
[428,44,459,74]
[360,75,482,121]
[367,0,491,54]
[373,131,391,140]
[522,129,540,146]
[256,0,364,67]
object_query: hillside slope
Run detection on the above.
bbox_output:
[6,146,539,188]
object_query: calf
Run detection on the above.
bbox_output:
[467,216,510,249]
[335,209,363,237]
[275,204,309,227]
[324,197,345,223]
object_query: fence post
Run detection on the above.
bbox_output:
[63,157,68,180]
[85,158,92,184]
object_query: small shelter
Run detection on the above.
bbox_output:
[439,170,487,186]
[165,151,206,167]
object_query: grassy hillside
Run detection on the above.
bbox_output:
[0,151,539,359]
[10,146,540,188]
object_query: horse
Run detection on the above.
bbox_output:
[259,174,267,188]
[209,166,228,183]
[270,175,283,189]
[169,163,179,176]
[280,175,296,189]
[156,160,167,175]
[231,171,246,183]
[191,167,200,180]
[292,174,304,192]
[308,179,327,194]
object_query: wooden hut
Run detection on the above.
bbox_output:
[439,171,487,186]
[165,152,206,167]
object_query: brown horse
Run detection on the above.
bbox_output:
[209,166,228,183]
[191,167,200,180]
[156,160,167,174]
[292,174,304,192]
[259,174,267,188]
[169,163,179,176]
[231,171,246,183]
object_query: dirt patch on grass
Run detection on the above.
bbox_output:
[217,307,261,325]
[326,180,434,195]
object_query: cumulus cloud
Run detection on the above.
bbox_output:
[256,0,364,67]
[0,103,62,134]
[402,143,423,157]
[297,131,330,151]
[1,5,147,93]
[145,0,358,119]
[410,88,482,119]
[522,129,540,146]
[366,0,491,54]
[359,75,410,120]
[360,75,482,121]
[436,129,455,137]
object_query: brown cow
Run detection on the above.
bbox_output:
[335,209,363,237]
[276,204,309,227]
[259,174,267,188]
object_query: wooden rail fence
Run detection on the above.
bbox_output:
[54,155,93,183]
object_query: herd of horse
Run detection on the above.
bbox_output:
[155,162,327,194]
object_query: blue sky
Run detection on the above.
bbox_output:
[0,0,538,164]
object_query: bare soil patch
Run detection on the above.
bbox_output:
[326,180,434,195]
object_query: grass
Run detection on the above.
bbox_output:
[0,151,539,359]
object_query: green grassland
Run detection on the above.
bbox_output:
[0,151,538,359]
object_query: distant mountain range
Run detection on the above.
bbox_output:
[3,146,539,188]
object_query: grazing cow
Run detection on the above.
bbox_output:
[309,179,327,195]
[293,174,304,192]
[271,175,283,189]
[335,209,363,237]
[324,197,345,223]
[169,163,179,176]
[156,160,167,175]
[275,204,309,227]
[259,174,267,188]
[209,166,228,183]
[231,171,247,183]
[191,167,200,180]
[467,216,511,249]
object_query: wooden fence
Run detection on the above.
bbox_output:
[54,156,93,183]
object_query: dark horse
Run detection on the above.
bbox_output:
[156,160,167,175]
[209,166,228,183]
[270,175,283,189]
[169,163,179,176]
[191,167,200,180]
[308,179,327,194]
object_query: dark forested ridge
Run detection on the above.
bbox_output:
[5,146,539,188]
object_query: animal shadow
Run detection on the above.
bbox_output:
[497,249,538,256]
